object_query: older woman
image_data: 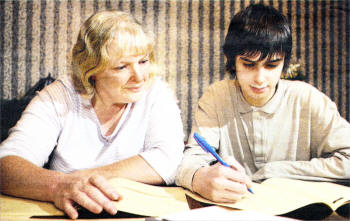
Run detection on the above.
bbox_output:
[0,10,184,219]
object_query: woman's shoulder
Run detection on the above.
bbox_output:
[40,74,74,94]
[148,77,176,98]
[135,77,179,110]
[35,74,81,111]
[150,76,172,89]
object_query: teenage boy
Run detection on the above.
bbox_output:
[176,4,350,202]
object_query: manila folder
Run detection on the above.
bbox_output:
[109,178,190,217]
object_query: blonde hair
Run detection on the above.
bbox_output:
[72,10,157,97]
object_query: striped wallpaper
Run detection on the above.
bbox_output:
[1,0,349,139]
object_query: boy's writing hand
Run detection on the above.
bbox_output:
[192,156,251,203]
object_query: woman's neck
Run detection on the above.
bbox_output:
[92,95,128,136]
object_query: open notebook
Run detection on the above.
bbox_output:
[1,177,349,219]
[184,177,350,220]
[148,205,297,221]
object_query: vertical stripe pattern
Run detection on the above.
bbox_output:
[1,0,350,139]
[11,1,19,98]
[0,0,4,114]
[187,0,193,137]
[39,0,46,79]
[25,1,33,92]
[346,0,350,119]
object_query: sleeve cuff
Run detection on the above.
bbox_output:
[139,149,179,185]
[175,163,208,192]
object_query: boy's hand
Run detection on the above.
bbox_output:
[192,156,251,202]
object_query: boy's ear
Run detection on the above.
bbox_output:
[230,65,236,77]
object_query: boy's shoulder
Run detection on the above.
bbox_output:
[197,79,239,106]
[281,79,312,89]
[281,79,323,96]
[207,79,236,94]
[280,79,331,104]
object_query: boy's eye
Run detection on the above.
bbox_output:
[266,63,278,68]
[243,63,255,67]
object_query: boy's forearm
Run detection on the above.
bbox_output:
[252,151,350,181]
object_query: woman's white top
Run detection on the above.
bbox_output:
[0,75,185,184]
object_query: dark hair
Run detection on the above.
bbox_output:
[223,4,292,77]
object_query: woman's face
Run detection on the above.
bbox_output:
[235,53,284,107]
[95,51,151,105]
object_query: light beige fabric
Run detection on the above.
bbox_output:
[176,79,350,191]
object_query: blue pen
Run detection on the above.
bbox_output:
[193,132,254,194]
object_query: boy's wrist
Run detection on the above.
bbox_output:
[192,166,207,194]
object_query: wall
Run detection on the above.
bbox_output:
[1,0,349,139]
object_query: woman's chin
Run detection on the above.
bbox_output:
[124,91,146,103]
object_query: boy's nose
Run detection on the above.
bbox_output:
[254,68,266,84]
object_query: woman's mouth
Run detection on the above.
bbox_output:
[124,84,144,92]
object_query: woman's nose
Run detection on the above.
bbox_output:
[131,64,143,81]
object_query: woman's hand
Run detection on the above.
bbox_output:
[192,157,252,203]
[51,172,120,219]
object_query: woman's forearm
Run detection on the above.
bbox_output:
[0,155,65,202]
[77,155,165,185]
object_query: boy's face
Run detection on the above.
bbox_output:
[235,53,284,107]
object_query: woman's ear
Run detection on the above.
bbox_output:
[88,75,96,87]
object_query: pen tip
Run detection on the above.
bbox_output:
[248,188,254,194]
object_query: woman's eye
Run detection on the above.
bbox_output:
[139,59,149,64]
[115,65,126,70]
